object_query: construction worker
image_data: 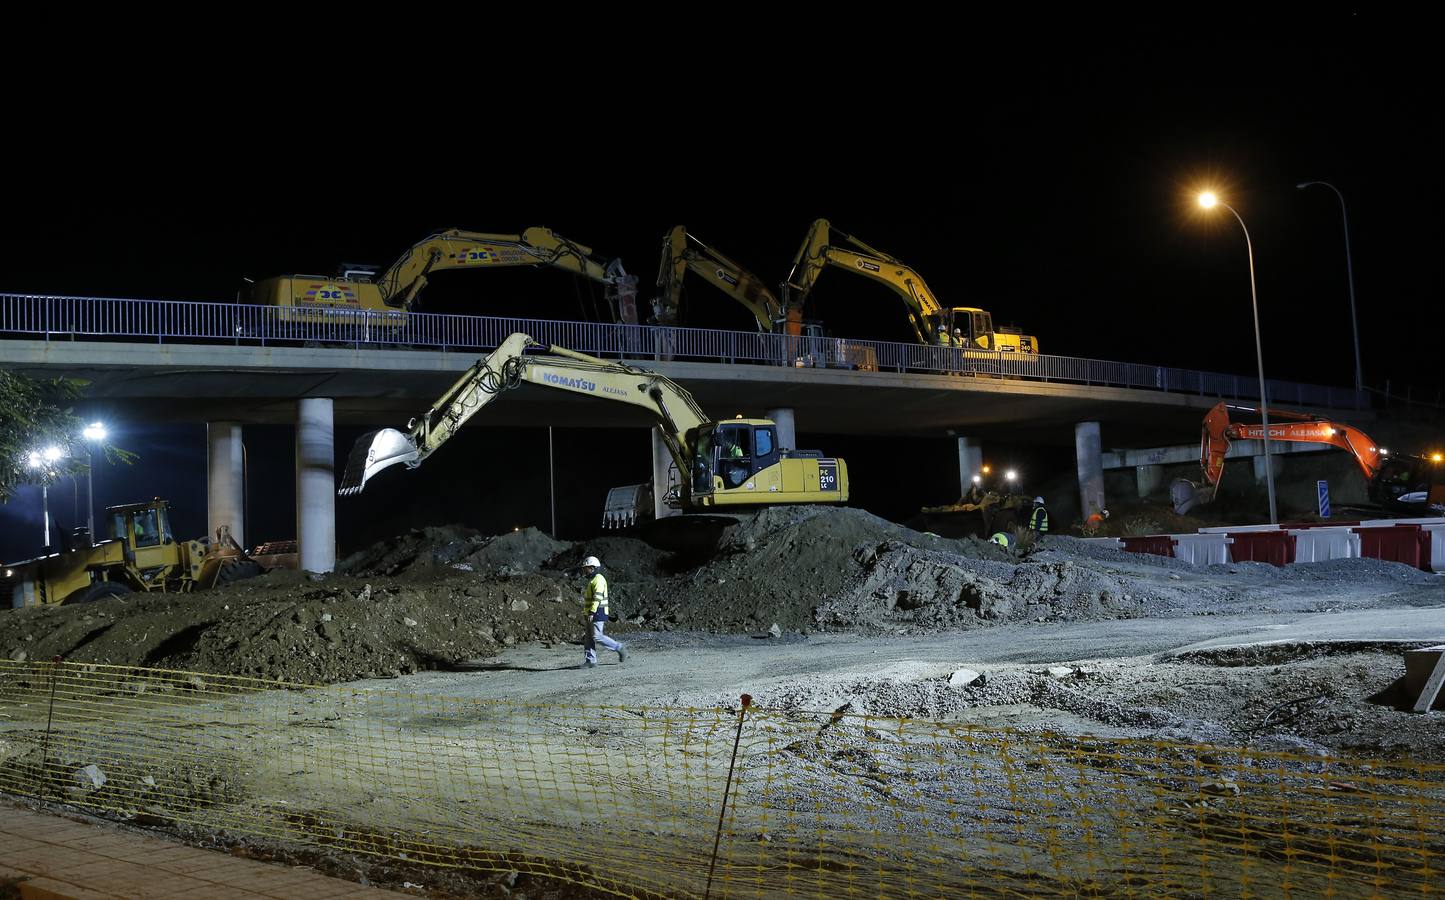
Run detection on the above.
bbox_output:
[1085,508,1110,531]
[989,531,1011,549]
[722,435,747,487]
[1028,496,1050,534]
[580,555,626,669]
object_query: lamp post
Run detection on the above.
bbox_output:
[82,422,106,544]
[1296,181,1363,403]
[26,446,65,550]
[1198,192,1278,524]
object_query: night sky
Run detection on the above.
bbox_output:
[3,24,1439,561]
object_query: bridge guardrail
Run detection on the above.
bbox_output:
[0,293,1364,409]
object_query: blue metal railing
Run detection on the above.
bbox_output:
[0,293,1364,409]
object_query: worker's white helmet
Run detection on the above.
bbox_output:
[1034,496,1045,505]
[582,556,602,568]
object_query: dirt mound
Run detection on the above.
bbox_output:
[547,536,670,581]
[618,507,1012,634]
[337,525,481,577]
[813,541,1214,631]
[457,527,571,577]
[0,571,584,684]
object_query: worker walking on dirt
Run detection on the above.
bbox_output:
[580,555,627,669]
[1028,497,1050,535]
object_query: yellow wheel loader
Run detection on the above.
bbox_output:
[338,333,849,527]
[4,499,294,608]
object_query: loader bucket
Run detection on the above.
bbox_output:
[339,428,419,496]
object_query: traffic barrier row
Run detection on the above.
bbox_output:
[1111,518,1445,572]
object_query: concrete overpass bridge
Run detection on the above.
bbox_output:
[1,293,1365,570]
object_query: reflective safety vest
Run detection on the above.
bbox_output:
[585,573,609,619]
[1029,506,1050,533]
[990,532,1011,548]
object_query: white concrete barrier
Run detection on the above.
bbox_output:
[1170,533,1233,566]
[1080,537,1124,551]
[1422,525,1445,574]
[1289,527,1361,563]
[1198,523,1281,535]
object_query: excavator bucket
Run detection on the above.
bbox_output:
[339,428,420,496]
[602,483,653,529]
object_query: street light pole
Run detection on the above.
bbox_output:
[82,422,106,545]
[1296,181,1363,403]
[1199,193,1278,525]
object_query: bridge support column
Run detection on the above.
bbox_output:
[957,437,983,496]
[1136,464,1163,499]
[207,422,245,547]
[652,428,680,523]
[296,399,336,573]
[1253,454,1283,484]
[1076,421,1106,519]
[765,408,797,451]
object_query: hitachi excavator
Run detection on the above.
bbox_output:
[337,333,849,527]
[1174,401,1445,514]
[247,227,640,326]
[652,226,785,331]
[781,219,1039,353]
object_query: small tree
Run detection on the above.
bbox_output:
[1,371,93,500]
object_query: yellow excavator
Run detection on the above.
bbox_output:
[782,219,1039,353]
[247,227,640,326]
[337,333,849,526]
[652,225,786,331]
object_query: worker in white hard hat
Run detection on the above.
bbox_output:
[1028,496,1050,535]
[580,555,627,669]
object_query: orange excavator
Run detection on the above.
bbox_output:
[1177,402,1445,514]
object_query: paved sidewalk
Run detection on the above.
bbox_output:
[0,801,406,899]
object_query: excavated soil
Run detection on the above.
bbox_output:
[2,508,1440,686]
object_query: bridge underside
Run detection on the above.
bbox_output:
[1,341,1295,446]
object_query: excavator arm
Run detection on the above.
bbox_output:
[653,226,783,330]
[339,333,711,495]
[1197,402,1385,501]
[374,227,638,315]
[783,219,942,343]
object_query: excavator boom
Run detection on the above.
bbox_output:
[339,333,711,495]
[654,226,783,330]
[1200,402,1384,495]
[375,227,635,311]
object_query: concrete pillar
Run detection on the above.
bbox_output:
[651,427,680,523]
[1253,454,1283,484]
[765,407,797,451]
[206,422,245,546]
[296,399,336,573]
[1136,464,1163,499]
[957,437,983,496]
[1076,421,1106,518]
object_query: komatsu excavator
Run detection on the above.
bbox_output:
[338,333,849,527]
[652,226,785,331]
[782,219,1038,353]
[247,227,640,326]
[1174,401,1445,514]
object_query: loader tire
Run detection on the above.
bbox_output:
[62,582,133,605]
[216,560,263,586]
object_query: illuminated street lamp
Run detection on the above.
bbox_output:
[1296,181,1363,402]
[81,422,107,544]
[26,445,65,549]
[1198,191,1278,524]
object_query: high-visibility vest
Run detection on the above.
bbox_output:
[1029,507,1050,532]
[585,573,609,616]
[990,532,1011,548]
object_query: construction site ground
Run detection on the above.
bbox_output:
[3,507,1443,896]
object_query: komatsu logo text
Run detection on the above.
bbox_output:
[542,372,596,392]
